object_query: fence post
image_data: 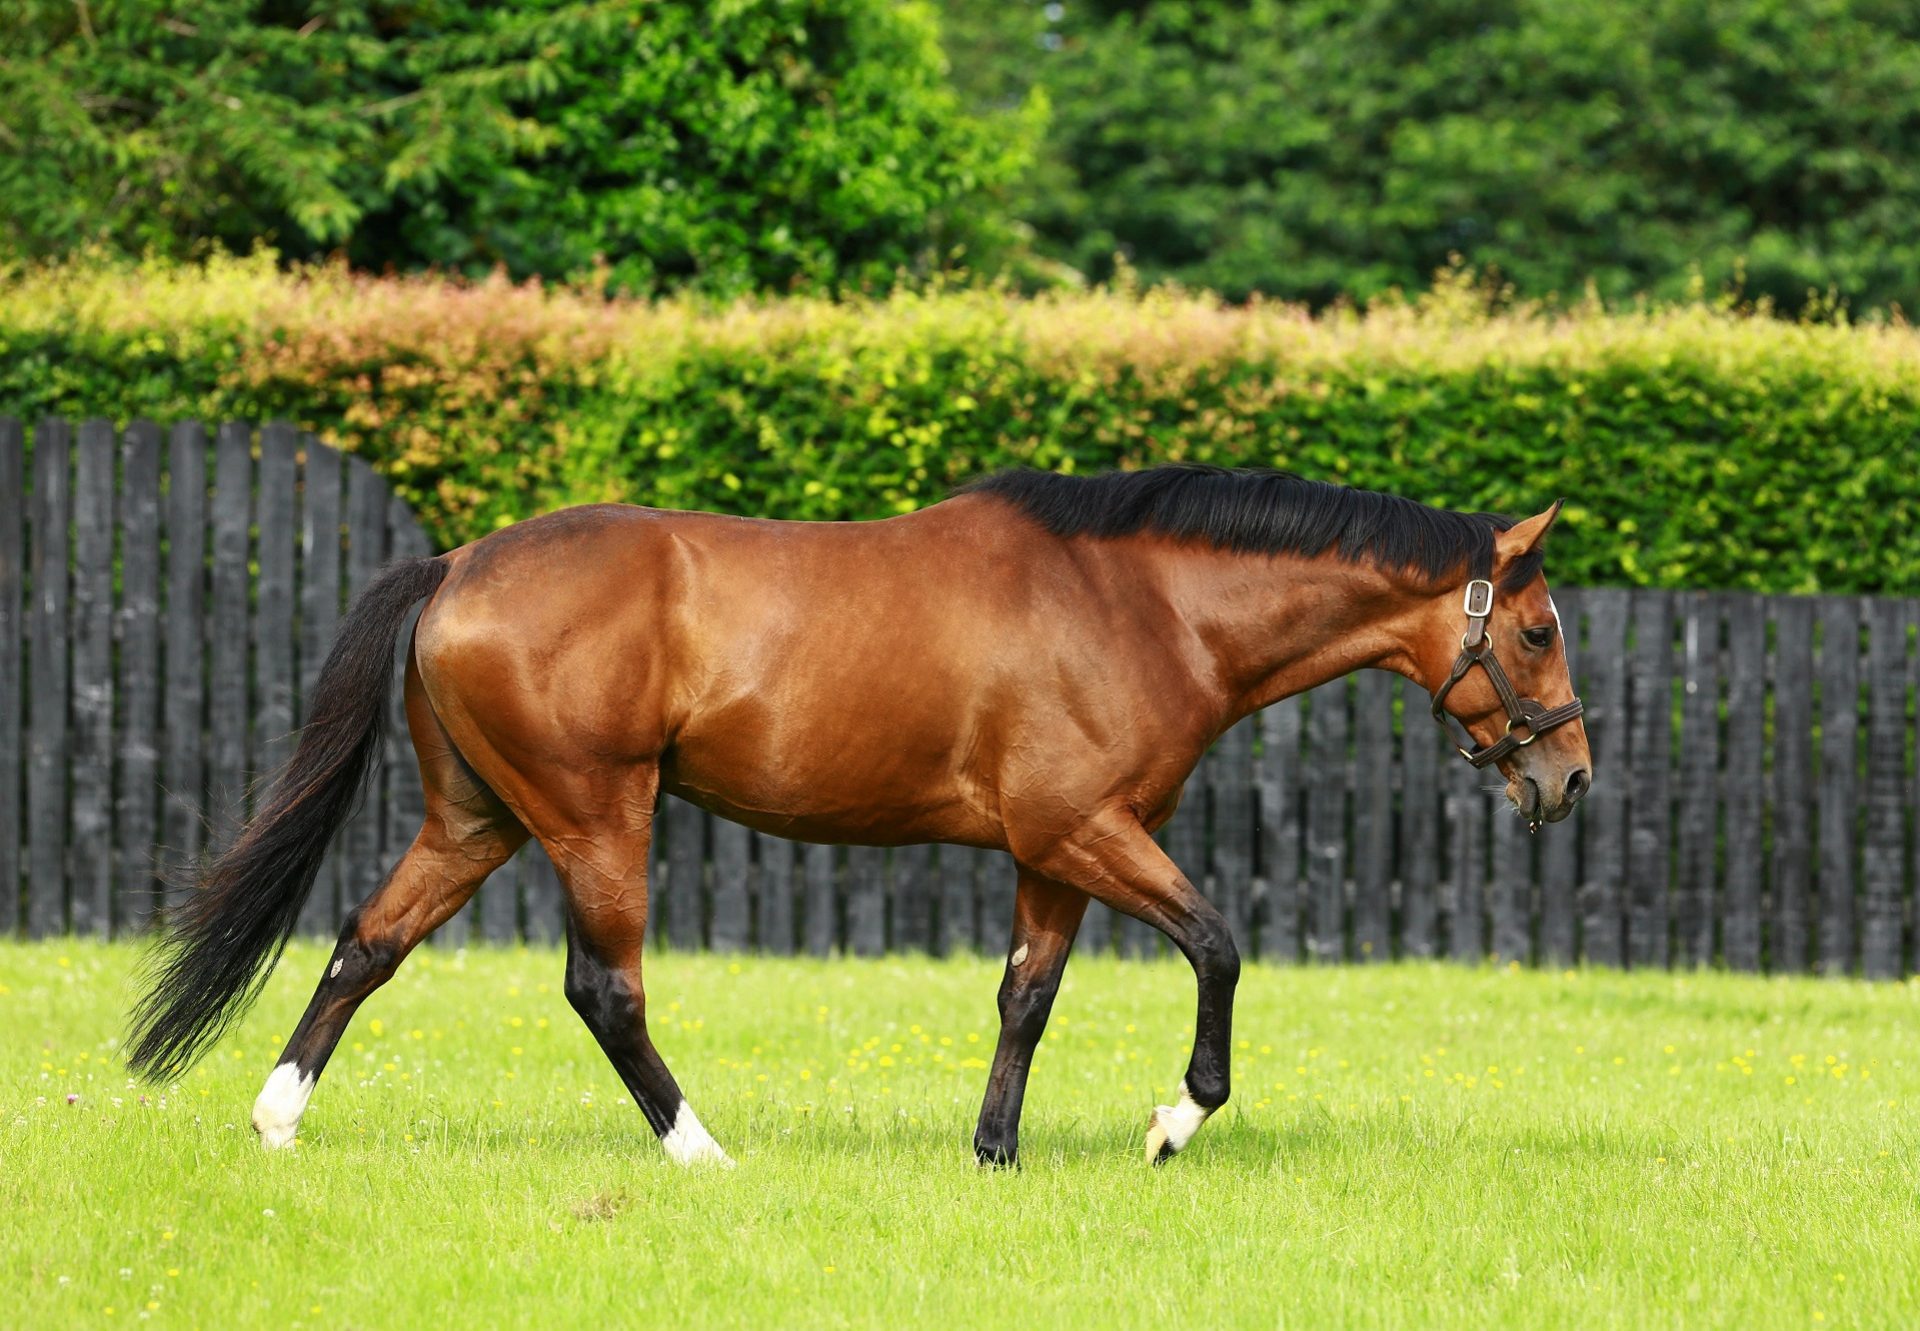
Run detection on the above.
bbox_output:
[1397,680,1440,960]
[117,422,163,931]
[207,423,253,852]
[69,421,115,937]
[847,845,887,957]
[802,842,836,956]
[711,819,752,953]
[0,421,22,935]
[1353,671,1394,962]
[1769,596,1815,972]
[1675,591,1720,966]
[1721,594,1764,971]
[1816,597,1860,975]
[254,424,298,794]
[1579,589,1628,966]
[757,833,797,955]
[1444,744,1486,962]
[936,844,976,956]
[1626,589,1674,967]
[1861,597,1908,979]
[160,423,207,918]
[1305,680,1349,962]
[1490,781,1531,966]
[27,419,71,938]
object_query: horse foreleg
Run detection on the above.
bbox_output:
[972,867,1088,1167]
[1026,812,1240,1164]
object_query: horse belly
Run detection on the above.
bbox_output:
[661,707,1000,849]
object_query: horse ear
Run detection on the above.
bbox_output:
[1495,500,1564,565]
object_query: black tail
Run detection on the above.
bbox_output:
[126,556,450,1081]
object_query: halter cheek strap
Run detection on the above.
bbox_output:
[1429,578,1585,772]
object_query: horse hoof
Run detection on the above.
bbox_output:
[1143,1084,1213,1164]
[975,1145,1018,1170]
[1144,1107,1177,1165]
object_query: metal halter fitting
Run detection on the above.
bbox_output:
[1429,578,1585,772]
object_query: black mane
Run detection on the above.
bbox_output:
[956,464,1542,590]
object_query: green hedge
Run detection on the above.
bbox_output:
[2,257,1915,593]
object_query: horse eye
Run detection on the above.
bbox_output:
[1522,626,1555,650]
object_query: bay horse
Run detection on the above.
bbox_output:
[127,465,1590,1167]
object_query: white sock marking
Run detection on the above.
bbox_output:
[661,1100,733,1167]
[252,1062,315,1150]
[1152,1081,1214,1156]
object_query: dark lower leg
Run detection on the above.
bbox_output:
[253,817,521,1146]
[972,869,1087,1166]
[562,914,695,1141]
[543,788,730,1165]
[1025,811,1241,1163]
[1172,904,1240,1112]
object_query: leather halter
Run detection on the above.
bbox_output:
[1429,578,1585,772]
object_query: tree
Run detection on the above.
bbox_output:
[0,0,1033,295]
[941,0,1920,312]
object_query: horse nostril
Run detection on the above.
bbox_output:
[1564,768,1591,804]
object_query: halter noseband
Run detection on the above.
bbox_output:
[1429,578,1585,772]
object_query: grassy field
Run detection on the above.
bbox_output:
[4,941,1918,1330]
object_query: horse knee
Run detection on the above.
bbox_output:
[1206,934,1241,991]
[1186,914,1241,992]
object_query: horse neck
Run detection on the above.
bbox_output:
[1142,543,1431,724]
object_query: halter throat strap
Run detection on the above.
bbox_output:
[1429,578,1585,771]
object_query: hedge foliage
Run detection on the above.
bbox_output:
[3,255,1916,594]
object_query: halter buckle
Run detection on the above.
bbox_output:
[1461,579,1494,618]
[1505,716,1538,746]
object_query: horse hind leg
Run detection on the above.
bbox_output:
[562,902,731,1167]
[252,658,527,1148]
[508,758,730,1166]
[972,866,1088,1167]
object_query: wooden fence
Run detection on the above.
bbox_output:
[5,418,1919,975]
[0,419,433,941]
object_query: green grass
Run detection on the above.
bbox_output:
[5,941,1918,1329]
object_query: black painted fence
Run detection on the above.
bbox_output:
[1,419,434,941]
[5,418,1919,975]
